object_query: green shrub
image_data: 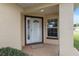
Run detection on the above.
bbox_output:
[0,47,29,56]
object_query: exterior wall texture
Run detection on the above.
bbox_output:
[0,4,23,50]
[59,3,73,56]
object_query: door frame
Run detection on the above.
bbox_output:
[24,15,44,45]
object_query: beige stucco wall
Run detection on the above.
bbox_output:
[21,13,25,47]
[0,4,23,50]
[59,3,73,56]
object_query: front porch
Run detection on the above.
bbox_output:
[23,43,59,56]
[0,3,76,56]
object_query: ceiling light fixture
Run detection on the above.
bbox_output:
[40,9,44,12]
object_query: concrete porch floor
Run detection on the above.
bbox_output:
[22,43,59,56]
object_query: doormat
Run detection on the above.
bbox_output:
[29,44,44,49]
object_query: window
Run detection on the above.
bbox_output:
[47,19,58,39]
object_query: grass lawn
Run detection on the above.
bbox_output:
[74,30,79,49]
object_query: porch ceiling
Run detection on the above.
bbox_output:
[16,3,59,15]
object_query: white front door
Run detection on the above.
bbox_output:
[26,17,42,44]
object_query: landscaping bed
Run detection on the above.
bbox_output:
[0,47,29,56]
